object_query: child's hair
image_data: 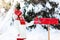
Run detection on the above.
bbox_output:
[16,3,21,10]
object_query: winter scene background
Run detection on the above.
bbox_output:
[0,0,60,40]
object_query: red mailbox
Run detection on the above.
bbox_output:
[34,17,58,25]
[39,18,58,24]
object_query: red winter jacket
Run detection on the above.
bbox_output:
[14,9,22,16]
[14,9,26,25]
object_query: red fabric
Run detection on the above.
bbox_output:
[16,17,26,25]
[39,18,58,25]
[14,9,22,16]
[16,17,20,20]
[14,9,26,25]
[19,17,26,25]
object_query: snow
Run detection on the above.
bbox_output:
[0,0,60,40]
[26,24,60,40]
[46,2,52,9]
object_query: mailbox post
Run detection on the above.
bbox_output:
[48,24,50,40]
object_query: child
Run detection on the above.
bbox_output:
[14,2,26,40]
